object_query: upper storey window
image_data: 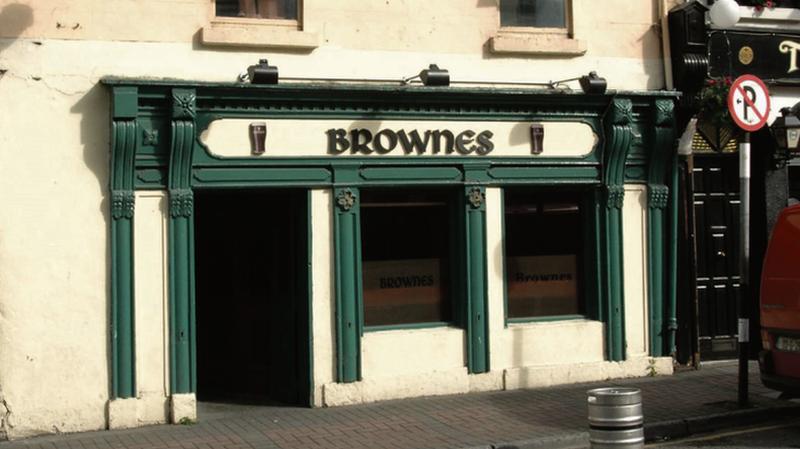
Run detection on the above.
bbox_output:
[202,0,318,49]
[216,0,298,20]
[490,0,585,56]
[500,0,566,29]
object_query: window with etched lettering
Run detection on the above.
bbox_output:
[215,0,298,20]
[360,189,454,327]
[500,0,566,28]
[504,190,583,318]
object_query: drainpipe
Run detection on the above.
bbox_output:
[668,119,696,356]
[668,152,680,356]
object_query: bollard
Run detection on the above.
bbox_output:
[587,387,644,449]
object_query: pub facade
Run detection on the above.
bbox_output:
[0,0,677,438]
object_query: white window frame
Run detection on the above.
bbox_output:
[490,0,586,56]
[201,0,318,49]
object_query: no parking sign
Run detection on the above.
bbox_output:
[727,75,771,132]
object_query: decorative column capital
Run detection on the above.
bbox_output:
[111,190,135,219]
[649,184,669,209]
[467,187,485,209]
[654,99,675,128]
[606,98,634,127]
[336,189,357,212]
[606,185,625,209]
[169,189,194,218]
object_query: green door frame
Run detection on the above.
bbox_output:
[105,79,677,396]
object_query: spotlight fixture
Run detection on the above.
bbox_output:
[402,64,450,86]
[579,71,607,94]
[246,59,279,85]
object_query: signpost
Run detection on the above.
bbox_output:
[728,75,771,407]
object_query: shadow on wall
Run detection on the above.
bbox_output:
[70,83,112,399]
[70,83,111,221]
[0,3,34,56]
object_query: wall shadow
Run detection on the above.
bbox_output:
[0,3,33,56]
[70,82,113,397]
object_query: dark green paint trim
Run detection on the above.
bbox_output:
[508,314,587,324]
[647,99,676,358]
[358,166,463,182]
[110,117,137,399]
[488,166,600,181]
[583,193,601,321]
[193,167,332,185]
[307,190,315,405]
[667,155,680,356]
[648,204,665,357]
[167,91,198,394]
[104,81,680,395]
[465,186,489,373]
[500,190,508,329]
[101,77,679,101]
[601,98,635,362]
[112,86,138,119]
[333,186,362,382]
[365,322,453,332]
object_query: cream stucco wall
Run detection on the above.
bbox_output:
[310,189,335,407]
[0,0,670,438]
[0,1,663,61]
[623,185,650,359]
[485,187,607,371]
[133,192,170,425]
[0,56,109,439]
[201,119,597,158]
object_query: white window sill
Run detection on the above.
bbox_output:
[489,30,586,57]
[201,18,318,50]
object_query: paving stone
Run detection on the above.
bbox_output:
[1,362,797,449]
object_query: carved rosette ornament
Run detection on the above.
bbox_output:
[172,90,197,119]
[468,187,484,209]
[649,185,669,209]
[111,190,135,219]
[169,189,194,218]
[336,189,357,212]
[143,129,159,145]
[606,185,625,209]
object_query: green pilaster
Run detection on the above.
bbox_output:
[602,98,634,362]
[333,187,362,382]
[168,88,197,394]
[464,185,489,373]
[110,86,137,399]
[647,99,676,357]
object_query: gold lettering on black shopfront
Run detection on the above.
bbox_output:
[780,40,800,74]
[327,128,494,155]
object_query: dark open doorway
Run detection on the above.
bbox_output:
[194,189,310,406]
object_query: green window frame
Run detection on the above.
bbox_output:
[503,187,601,325]
[359,187,463,331]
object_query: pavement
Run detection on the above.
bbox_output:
[2,361,799,449]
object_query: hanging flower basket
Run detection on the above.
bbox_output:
[695,77,739,152]
[751,0,778,11]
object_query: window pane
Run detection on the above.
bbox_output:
[500,0,566,28]
[216,0,298,20]
[505,190,583,318]
[361,189,453,327]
